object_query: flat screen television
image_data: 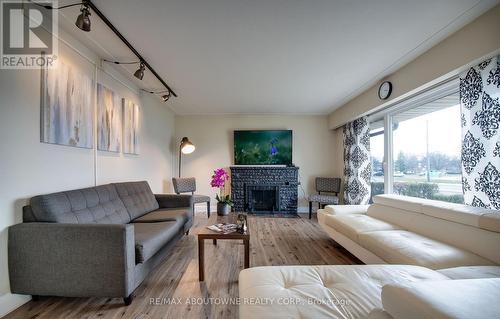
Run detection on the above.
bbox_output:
[234,130,292,165]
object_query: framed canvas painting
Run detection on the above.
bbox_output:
[123,98,139,155]
[97,83,122,152]
[40,61,93,148]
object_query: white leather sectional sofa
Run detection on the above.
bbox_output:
[318,194,500,269]
[239,195,500,319]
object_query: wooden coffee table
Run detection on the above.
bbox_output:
[197,213,250,281]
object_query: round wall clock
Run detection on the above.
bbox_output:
[378,81,392,100]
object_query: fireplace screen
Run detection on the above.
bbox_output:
[245,185,280,213]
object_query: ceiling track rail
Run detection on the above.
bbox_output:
[85,0,177,98]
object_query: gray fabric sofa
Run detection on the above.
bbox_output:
[8,181,193,305]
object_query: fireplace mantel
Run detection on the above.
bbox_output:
[230,166,299,214]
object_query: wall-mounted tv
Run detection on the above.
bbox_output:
[234,130,292,165]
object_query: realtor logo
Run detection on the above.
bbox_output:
[1,0,58,68]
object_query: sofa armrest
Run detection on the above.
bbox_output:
[8,222,135,298]
[367,309,394,319]
[154,194,193,209]
[323,204,370,215]
[382,278,500,319]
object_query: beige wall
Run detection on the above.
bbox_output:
[0,29,175,316]
[328,4,500,130]
[174,115,338,211]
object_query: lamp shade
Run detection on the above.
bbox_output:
[75,7,91,32]
[180,137,195,154]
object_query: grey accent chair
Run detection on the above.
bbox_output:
[8,181,193,305]
[308,177,341,219]
[172,177,211,218]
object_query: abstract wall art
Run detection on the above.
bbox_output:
[123,98,139,154]
[97,83,122,152]
[41,61,93,148]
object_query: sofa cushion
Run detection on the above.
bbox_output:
[479,212,500,233]
[113,181,159,219]
[324,214,402,242]
[323,204,369,215]
[421,200,489,228]
[372,194,427,213]
[382,278,500,319]
[134,221,181,263]
[437,266,500,279]
[366,203,500,265]
[239,265,448,319]
[359,230,494,269]
[133,208,189,224]
[30,184,130,224]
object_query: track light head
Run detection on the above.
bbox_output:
[161,92,171,102]
[134,62,145,80]
[75,4,91,32]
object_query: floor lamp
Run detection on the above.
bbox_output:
[179,137,195,177]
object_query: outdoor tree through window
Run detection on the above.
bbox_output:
[390,93,463,203]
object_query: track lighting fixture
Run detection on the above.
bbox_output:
[134,62,146,80]
[161,94,170,102]
[141,89,172,103]
[75,2,91,32]
[103,60,146,80]
[31,0,177,100]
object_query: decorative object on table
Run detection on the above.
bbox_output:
[41,60,93,148]
[459,55,500,209]
[97,83,122,152]
[236,213,248,233]
[178,137,195,177]
[172,177,211,217]
[122,98,140,154]
[206,223,238,234]
[308,177,341,219]
[211,168,233,216]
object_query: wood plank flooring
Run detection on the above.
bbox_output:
[3,213,360,319]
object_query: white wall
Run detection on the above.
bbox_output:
[174,115,338,212]
[0,30,175,316]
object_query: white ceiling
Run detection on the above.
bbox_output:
[58,0,499,115]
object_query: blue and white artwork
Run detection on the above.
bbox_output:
[41,61,93,148]
[122,98,139,154]
[97,84,122,152]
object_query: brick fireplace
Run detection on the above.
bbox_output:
[230,166,299,214]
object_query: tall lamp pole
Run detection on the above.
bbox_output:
[178,137,195,177]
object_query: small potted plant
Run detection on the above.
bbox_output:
[211,168,233,216]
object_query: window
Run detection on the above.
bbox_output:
[370,80,464,204]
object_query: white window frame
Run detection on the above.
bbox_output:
[369,78,460,195]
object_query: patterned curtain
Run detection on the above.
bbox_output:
[459,55,500,209]
[343,116,371,204]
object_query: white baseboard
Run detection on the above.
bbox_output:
[0,293,30,317]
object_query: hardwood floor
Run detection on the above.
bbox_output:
[4,213,360,319]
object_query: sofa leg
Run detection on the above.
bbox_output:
[32,295,40,301]
[124,294,134,306]
[309,201,312,219]
[207,201,211,218]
